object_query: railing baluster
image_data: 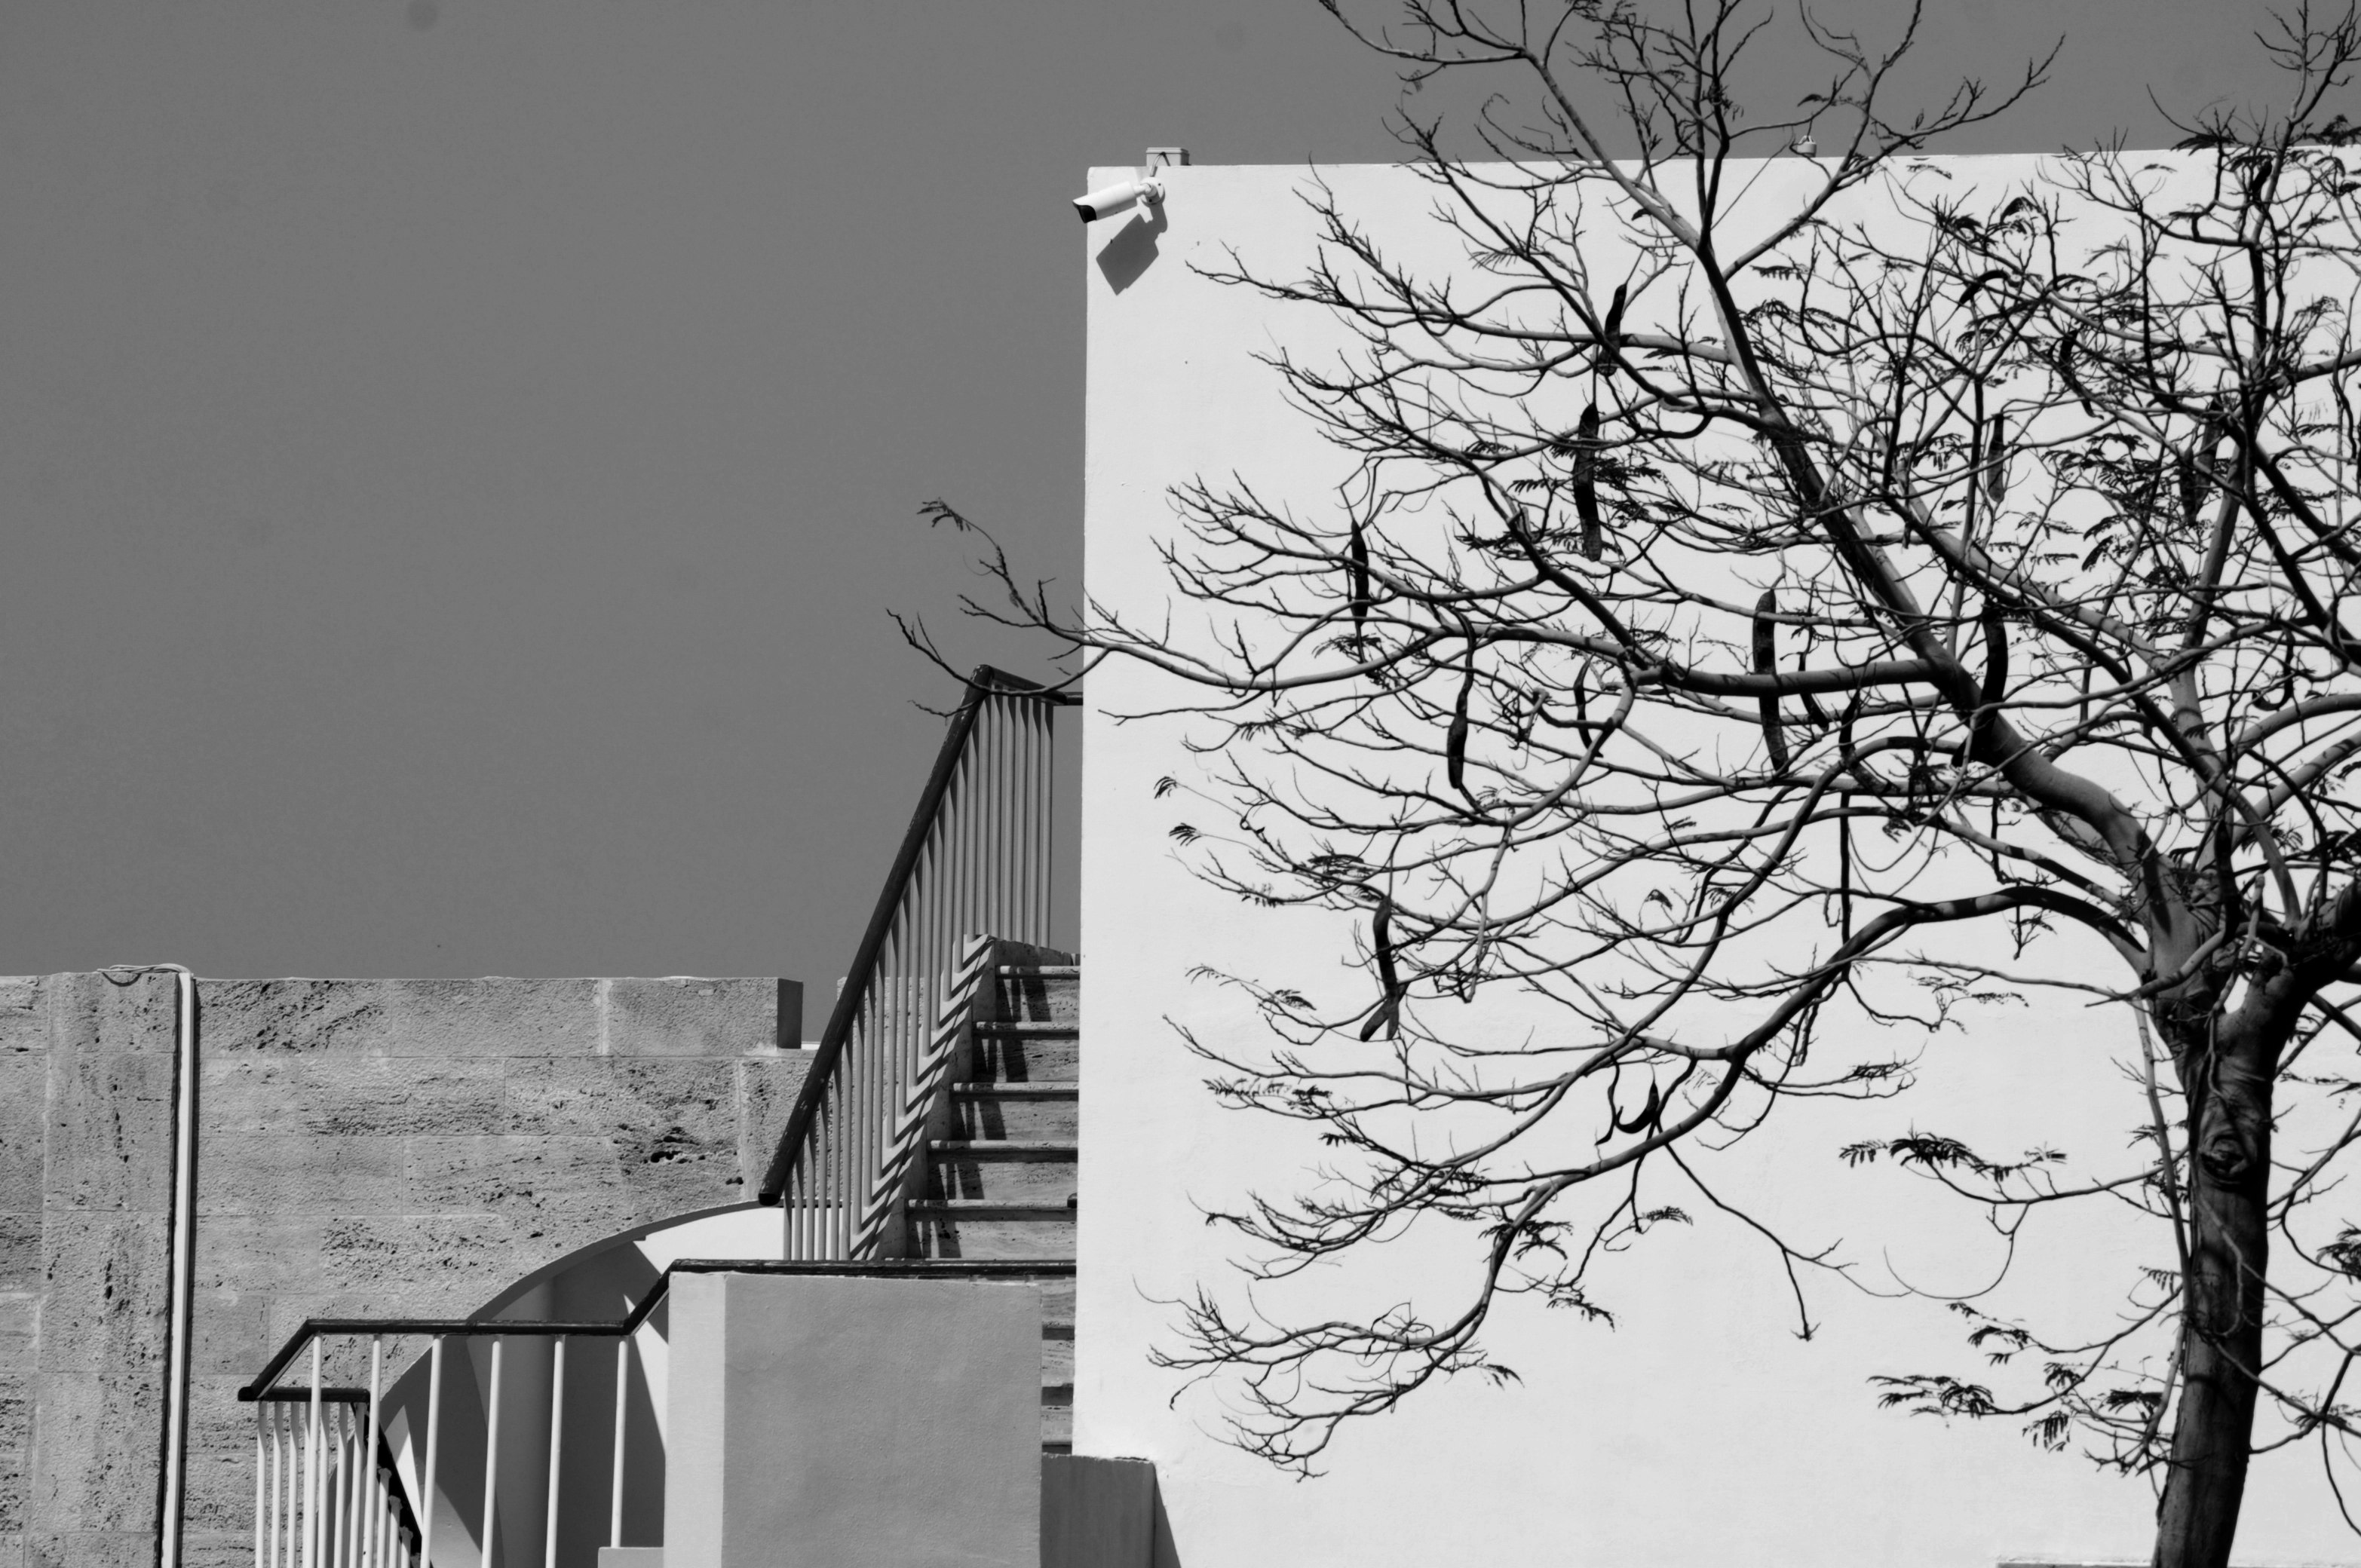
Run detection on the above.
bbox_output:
[332,1410,345,1568]
[826,1054,842,1257]
[346,1407,363,1568]
[305,1342,323,1568]
[480,1338,503,1568]
[999,697,1015,940]
[813,1106,827,1258]
[350,1407,363,1568]
[1036,696,1051,941]
[1018,697,1031,938]
[973,700,990,942]
[863,922,885,1256]
[544,1337,565,1568]
[266,1405,278,1568]
[422,1338,443,1568]
[256,1405,270,1568]
[1005,698,1019,931]
[280,1404,295,1568]
[365,1338,383,1568]
[998,697,1013,939]
[608,1337,627,1550]
[996,697,1009,936]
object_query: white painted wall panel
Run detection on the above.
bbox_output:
[1077,159,2359,1568]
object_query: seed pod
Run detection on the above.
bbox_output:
[1446,665,1473,798]
[1753,589,1789,773]
[1597,283,1627,375]
[1357,893,1405,1042]
[1575,403,1604,560]
[1983,416,2008,502]
[1348,519,1372,627]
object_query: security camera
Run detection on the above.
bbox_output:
[1074,176,1165,223]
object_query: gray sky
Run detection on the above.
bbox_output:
[0,2,2338,986]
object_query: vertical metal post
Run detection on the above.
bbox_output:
[1022,697,1036,941]
[305,1342,324,1568]
[997,697,1013,940]
[278,1404,294,1568]
[1037,695,1050,939]
[420,1339,444,1568]
[1005,697,1022,941]
[328,1410,345,1568]
[337,1408,357,1568]
[608,1337,628,1549]
[543,1337,565,1568]
[365,1338,384,1568]
[255,1404,269,1568]
[272,1398,289,1568]
[345,1411,361,1568]
[480,1338,504,1568]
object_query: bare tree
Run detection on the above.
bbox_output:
[931,4,2361,1563]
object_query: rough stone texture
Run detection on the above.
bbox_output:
[29,1372,161,1532]
[0,1026,30,1568]
[606,978,785,1058]
[0,1059,46,1217]
[7,971,180,1568]
[0,1222,36,1297]
[27,1532,162,1568]
[11,970,806,1568]
[0,1303,32,1378]
[0,1378,29,1533]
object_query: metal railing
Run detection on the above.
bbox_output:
[250,1346,417,1568]
[238,1259,1071,1568]
[240,1258,706,1568]
[758,666,1075,1256]
[243,1306,663,1568]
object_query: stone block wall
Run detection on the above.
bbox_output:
[0,972,805,1568]
[3,972,182,1568]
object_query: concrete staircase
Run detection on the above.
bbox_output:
[908,958,1079,1450]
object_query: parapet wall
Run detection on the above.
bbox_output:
[0,970,805,1568]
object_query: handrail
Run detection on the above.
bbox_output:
[236,1255,1079,1568]
[237,1256,1075,1401]
[757,664,1075,1222]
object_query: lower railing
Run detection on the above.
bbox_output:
[238,1257,1071,1568]
[253,1364,417,1568]
[240,1279,679,1568]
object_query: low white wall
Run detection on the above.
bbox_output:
[1075,160,2359,1568]
[666,1272,1043,1568]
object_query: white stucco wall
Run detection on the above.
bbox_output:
[1076,159,2360,1568]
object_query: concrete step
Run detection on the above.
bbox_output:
[967,1025,1078,1084]
[1036,1273,1075,1332]
[1036,1306,1074,1451]
[928,1139,1078,1159]
[928,1141,1078,1204]
[977,960,1079,1447]
[949,1084,1078,1141]
[995,965,1078,1024]
[906,1199,1076,1260]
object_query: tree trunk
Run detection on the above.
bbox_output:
[2153,1027,2276,1568]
